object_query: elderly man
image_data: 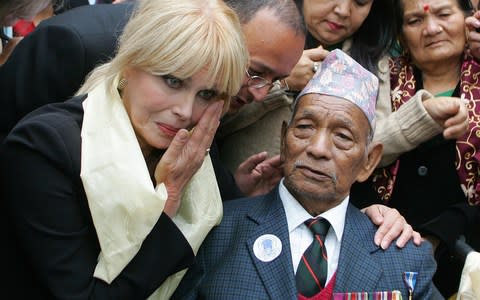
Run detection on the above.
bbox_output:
[172,50,438,300]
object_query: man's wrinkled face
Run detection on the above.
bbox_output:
[281,94,372,209]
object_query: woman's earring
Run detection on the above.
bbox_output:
[117,78,128,90]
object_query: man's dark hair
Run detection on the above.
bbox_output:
[224,0,306,36]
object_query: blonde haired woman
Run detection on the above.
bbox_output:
[0,0,248,298]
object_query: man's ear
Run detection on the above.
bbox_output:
[356,142,383,183]
[280,121,288,164]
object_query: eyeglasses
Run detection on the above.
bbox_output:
[245,69,289,91]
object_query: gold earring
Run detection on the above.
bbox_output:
[117,78,128,90]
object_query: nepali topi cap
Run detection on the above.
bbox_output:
[296,49,378,129]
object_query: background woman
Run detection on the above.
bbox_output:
[351,0,480,297]
[0,0,248,298]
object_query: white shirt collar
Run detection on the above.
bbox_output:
[279,178,347,243]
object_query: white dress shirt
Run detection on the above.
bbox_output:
[279,179,348,285]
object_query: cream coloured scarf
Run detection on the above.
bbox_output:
[80,79,223,298]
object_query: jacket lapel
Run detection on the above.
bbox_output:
[246,188,297,299]
[334,204,382,292]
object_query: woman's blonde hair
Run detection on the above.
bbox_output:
[77,0,248,102]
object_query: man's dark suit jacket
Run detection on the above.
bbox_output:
[0,96,195,298]
[0,3,132,142]
[173,187,438,299]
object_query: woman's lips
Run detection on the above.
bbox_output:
[425,40,445,47]
[157,123,180,137]
[326,21,344,31]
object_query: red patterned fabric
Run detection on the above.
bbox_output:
[298,272,336,300]
[373,54,480,206]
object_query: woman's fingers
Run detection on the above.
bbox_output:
[188,101,223,155]
[156,100,223,181]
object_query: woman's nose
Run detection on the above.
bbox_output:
[333,0,351,17]
[424,17,443,35]
[172,93,195,121]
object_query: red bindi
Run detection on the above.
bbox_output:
[423,3,429,12]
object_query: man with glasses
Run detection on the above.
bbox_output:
[245,69,289,96]
[214,0,306,200]
[232,69,290,114]
[216,1,304,178]
[224,0,304,115]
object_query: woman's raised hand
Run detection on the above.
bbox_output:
[156,101,224,217]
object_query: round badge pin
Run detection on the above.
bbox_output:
[253,234,282,262]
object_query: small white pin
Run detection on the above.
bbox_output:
[253,234,282,262]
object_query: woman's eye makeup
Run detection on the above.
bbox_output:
[198,90,218,100]
[159,74,218,100]
[161,75,183,88]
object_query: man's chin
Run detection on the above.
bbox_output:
[285,178,336,202]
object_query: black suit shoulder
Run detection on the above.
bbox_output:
[38,3,132,65]
[3,95,86,174]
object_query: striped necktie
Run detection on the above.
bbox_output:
[296,217,330,297]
